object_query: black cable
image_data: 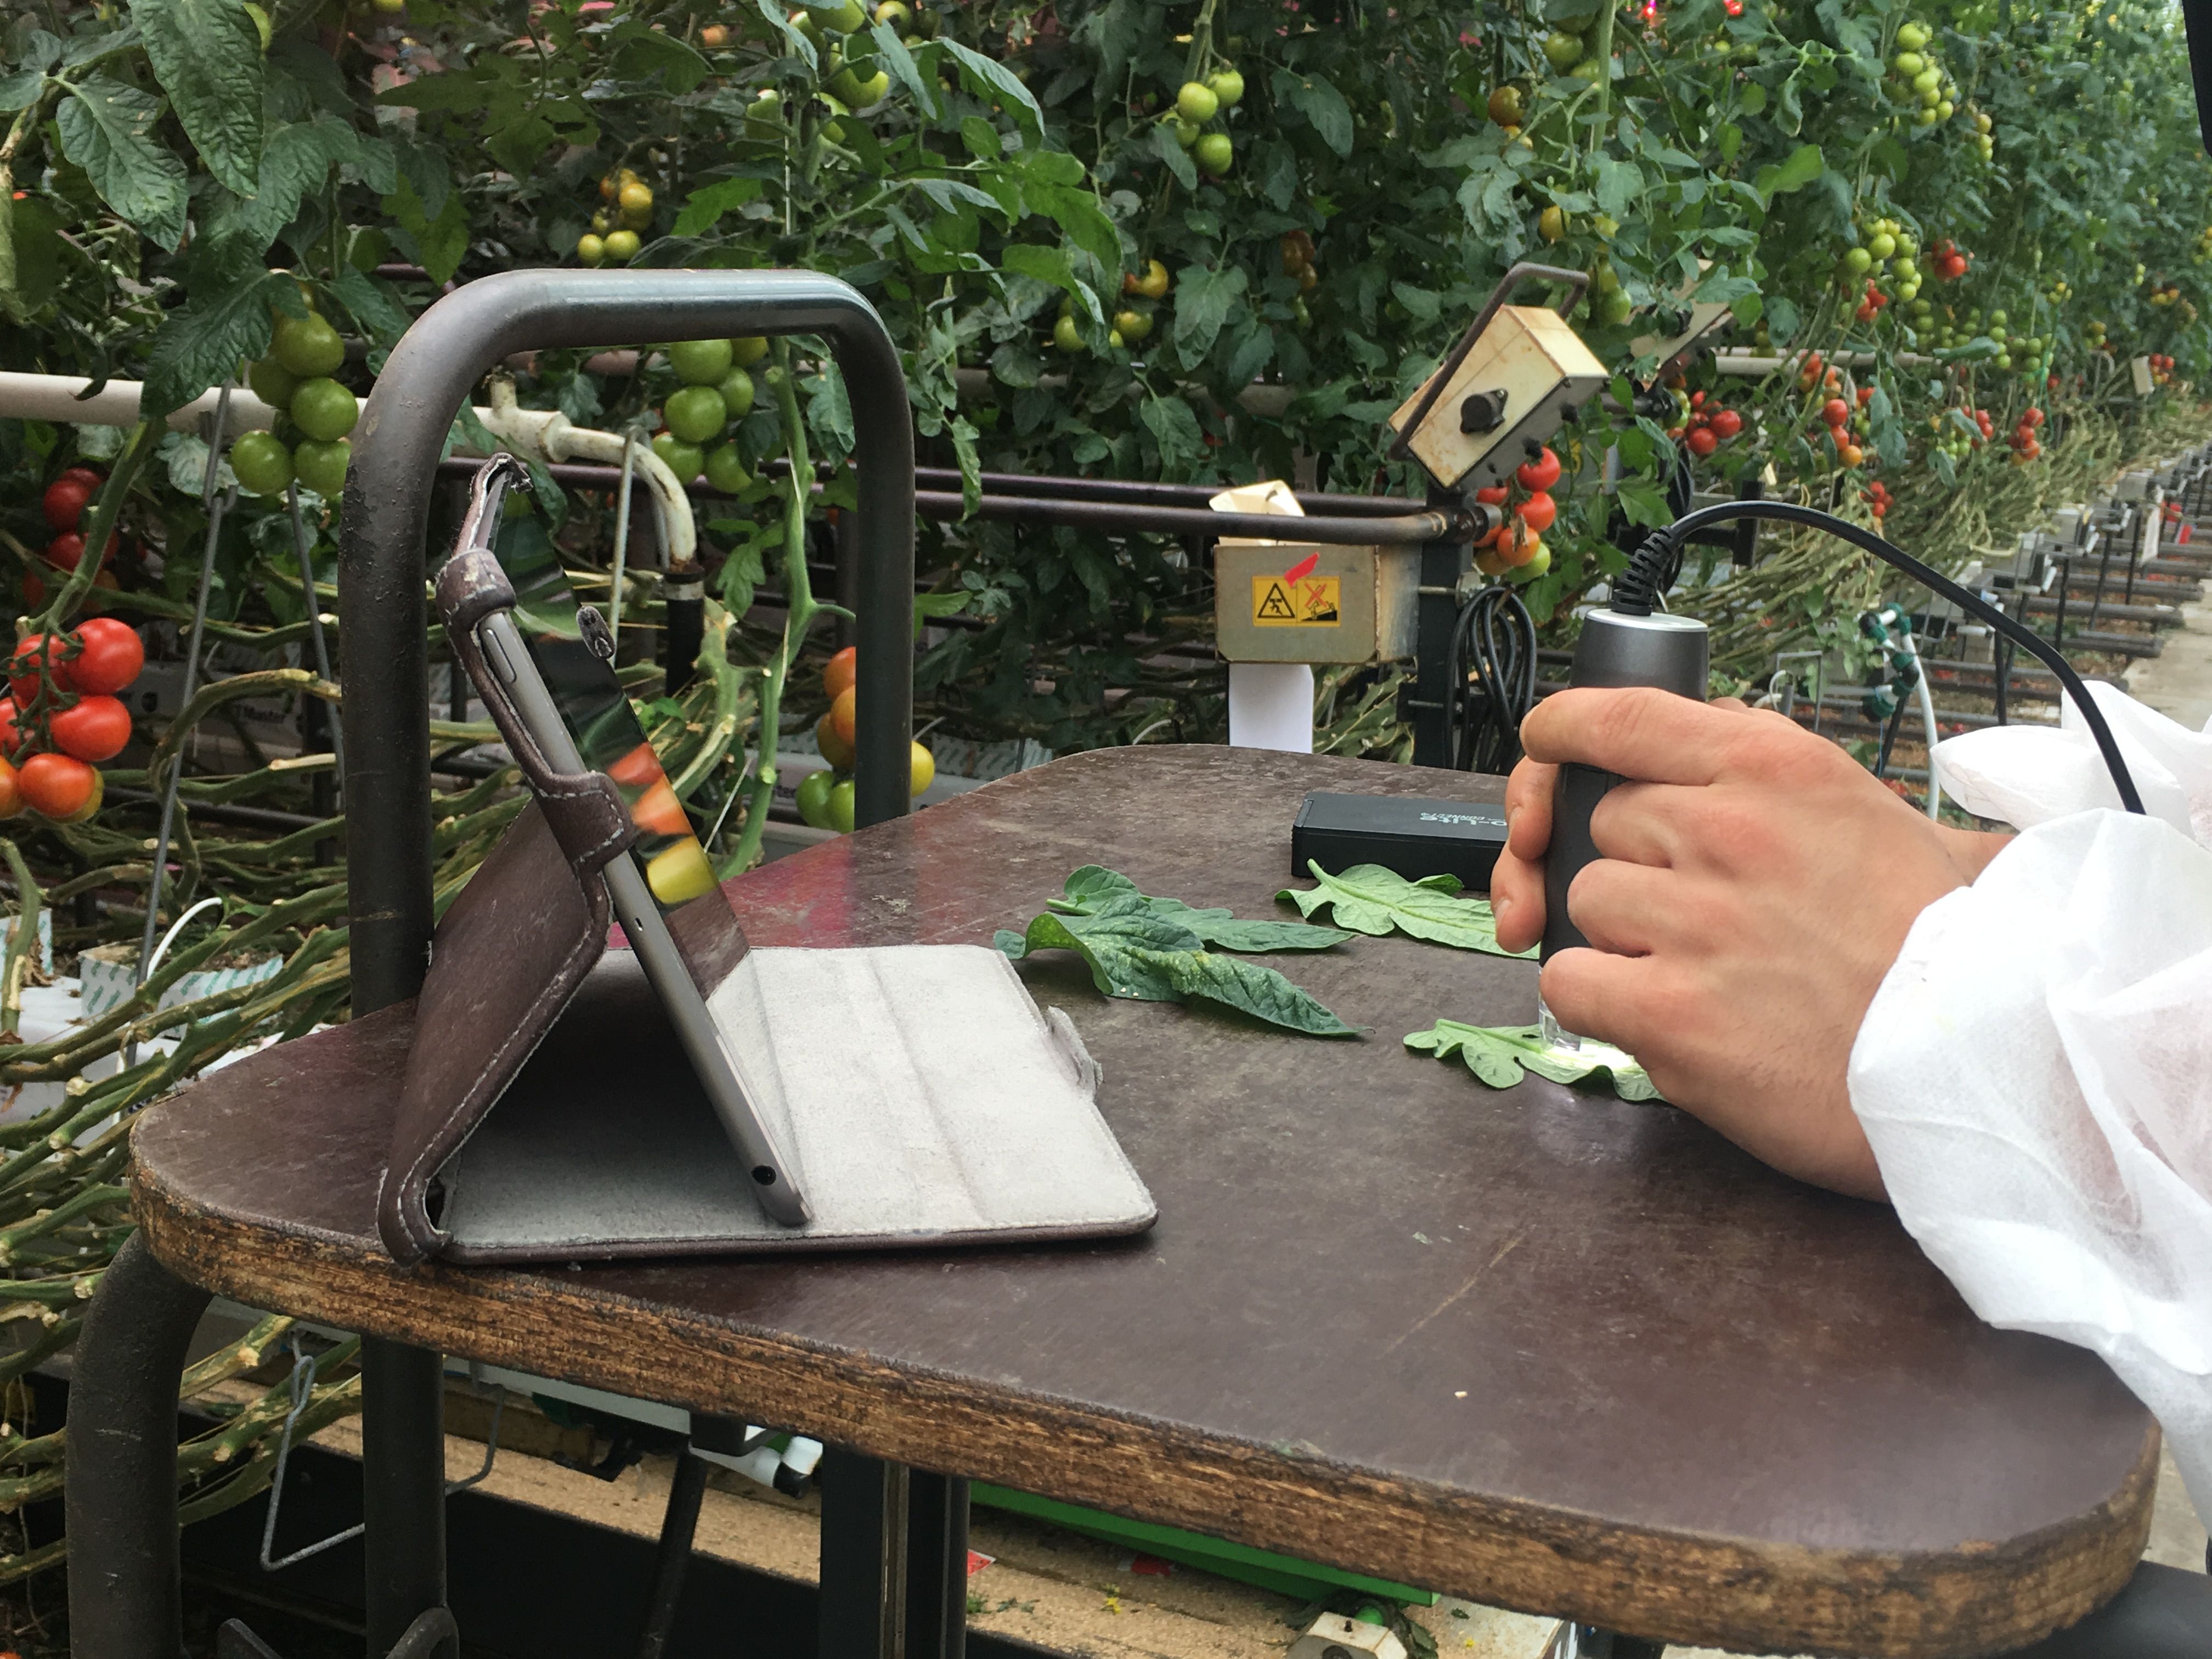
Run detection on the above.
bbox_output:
[1444,584,1538,773]
[1616,499,2147,815]
[1874,695,1909,781]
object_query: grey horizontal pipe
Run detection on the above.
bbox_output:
[437,456,1461,545]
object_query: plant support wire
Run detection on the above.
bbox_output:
[285,482,344,784]
[131,387,236,1064]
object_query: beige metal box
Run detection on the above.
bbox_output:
[1213,539,1418,664]
[1386,304,1606,493]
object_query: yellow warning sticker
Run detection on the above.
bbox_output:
[1251,574,1341,626]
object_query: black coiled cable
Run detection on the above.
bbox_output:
[1614,500,2147,815]
[1444,584,1538,774]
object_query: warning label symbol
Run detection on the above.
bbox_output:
[1251,574,1341,626]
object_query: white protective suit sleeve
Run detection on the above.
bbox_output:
[1848,685,2212,1519]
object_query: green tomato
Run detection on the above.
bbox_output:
[1892,51,1925,76]
[669,338,736,386]
[718,367,757,421]
[827,777,856,834]
[1542,30,1584,70]
[1845,246,1873,275]
[294,437,350,499]
[247,357,299,411]
[229,431,294,497]
[575,233,606,267]
[1599,289,1633,326]
[1176,81,1219,123]
[1897,21,1930,49]
[1194,132,1234,176]
[1205,68,1244,108]
[746,88,785,134]
[1172,117,1200,149]
[1569,55,1604,83]
[732,336,770,368]
[795,768,838,828]
[808,0,866,30]
[664,385,728,445]
[1052,314,1084,353]
[704,443,751,494]
[272,313,345,379]
[1867,232,1896,260]
[1989,308,2008,327]
[602,229,641,263]
[290,377,359,444]
[652,433,706,481]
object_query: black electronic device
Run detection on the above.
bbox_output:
[1292,791,1509,890]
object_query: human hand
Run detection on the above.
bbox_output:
[1489,689,1973,1199]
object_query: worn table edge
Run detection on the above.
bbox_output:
[131,1155,2157,1659]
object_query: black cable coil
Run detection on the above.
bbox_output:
[1445,583,1539,774]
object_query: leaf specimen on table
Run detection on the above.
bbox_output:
[1277,862,1533,957]
[1404,1019,1661,1101]
[997,868,1357,1037]
[1051,864,1351,951]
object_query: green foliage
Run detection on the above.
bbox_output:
[1279,862,1529,956]
[1405,1018,1660,1099]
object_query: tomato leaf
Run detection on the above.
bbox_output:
[928,39,1042,141]
[132,0,264,197]
[1751,142,1824,202]
[56,76,189,252]
[1271,68,1354,157]
[1000,876,1358,1036]
[1152,121,1197,190]
[1277,862,1531,956]
[1051,865,1351,952]
[1405,1019,1660,1101]
[140,264,302,421]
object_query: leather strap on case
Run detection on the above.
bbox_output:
[435,549,635,879]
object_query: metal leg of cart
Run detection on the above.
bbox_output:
[65,1232,214,1659]
[360,1340,455,1658]
[633,1444,712,1659]
[819,1448,969,1659]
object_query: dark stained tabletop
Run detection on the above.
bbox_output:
[131,746,2156,1657]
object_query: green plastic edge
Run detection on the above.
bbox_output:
[970,1483,1437,1606]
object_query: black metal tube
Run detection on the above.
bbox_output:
[362,1339,453,1659]
[662,562,705,695]
[345,270,917,1022]
[911,464,1421,516]
[904,1471,970,1659]
[633,1450,710,1659]
[65,1232,215,1659]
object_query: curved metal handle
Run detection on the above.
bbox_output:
[1388,262,1593,464]
[338,269,915,1014]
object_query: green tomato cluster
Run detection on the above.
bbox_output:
[1161,65,1244,179]
[235,309,360,500]
[1539,14,1605,86]
[1844,215,1921,306]
[1886,22,1960,131]
[652,336,769,488]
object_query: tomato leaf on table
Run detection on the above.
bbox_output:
[1277,863,1532,957]
[1404,1019,1661,1102]
[1048,864,1351,952]
[996,893,1357,1037]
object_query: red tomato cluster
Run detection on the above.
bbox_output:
[2148,352,2176,386]
[1928,239,1971,281]
[2010,405,2046,461]
[0,618,145,822]
[1667,390,1745,457]
[1470,446,1561,579]
[31,467,121,609]
[1862,481,1893,522]
[1854,279,1889,324]
[1795,350,1841,394]
[1817,393,1866,469]
[1967,405,1996,444]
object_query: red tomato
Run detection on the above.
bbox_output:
[49,694,130,763]
[59,466,103,489]
[0,755,19,819]
[1840,443,1865,468]
[1473,484,1509,505]
[66,618,143,696]
[0,698,21,758]
[1821,398,1849,427]
[829,686,857,747]
[43,529,116,573]
[1856,387,1874,407]
[1685,426,1719,457]
[2025,407,2045,427]
[42,477,93,533]
[822,645,858,701]
[1514,490,1557,533]
[628,777,691,837]
[1709,409,1743,439]
[1689,390,1705,409]
[17,752,94,820]
[1514,447,1562,493]
[607,741,666,789]
[8,634,74,704]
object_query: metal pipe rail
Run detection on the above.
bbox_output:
[434,456,1463,546]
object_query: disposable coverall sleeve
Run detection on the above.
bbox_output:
[1848,809,2212,1516]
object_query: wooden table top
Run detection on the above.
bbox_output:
[131,746,2155,1656]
